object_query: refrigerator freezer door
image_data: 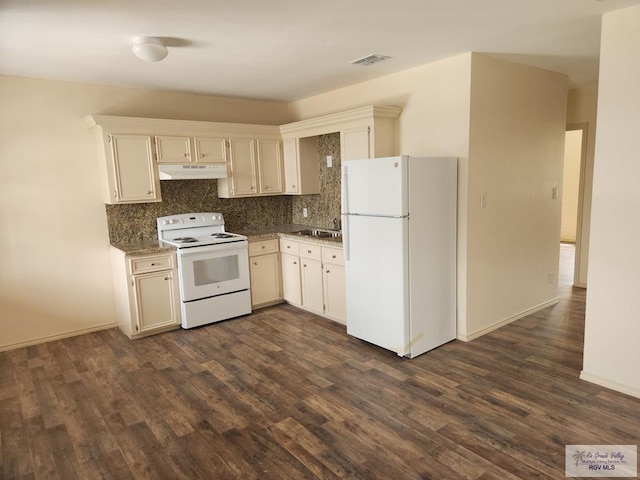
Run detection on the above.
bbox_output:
[344,214,410,355]
[342,156,408,217]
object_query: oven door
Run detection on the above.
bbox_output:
[177,241,250,302]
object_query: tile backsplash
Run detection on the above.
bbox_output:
[106,180,292,244]
[106,132,342,244]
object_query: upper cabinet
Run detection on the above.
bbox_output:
[217,136,284,198]
[340,126,371,162]
[85,115,281,203]
[156,135,227,163]
[280,105,401,163]
[84,116,162,204]
[85,106,400,204]
[109,134,161,203]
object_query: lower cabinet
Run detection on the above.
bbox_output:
[110,247,181,339]
[248,239,283,309]
[322,248,346,323]
[279,238,346,324]
[281,252,302,306]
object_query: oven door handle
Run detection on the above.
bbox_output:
[178,241,247,257]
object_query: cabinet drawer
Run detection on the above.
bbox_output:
[130,254,174,274]
[249,238,279,257]
[280,238,300,256]
[299,243,321,260]
[322,247,344,266]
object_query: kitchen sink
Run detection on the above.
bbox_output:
[294,228,342,239]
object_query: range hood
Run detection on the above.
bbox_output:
[158,163,228,180]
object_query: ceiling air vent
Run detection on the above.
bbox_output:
[350,54,391,66]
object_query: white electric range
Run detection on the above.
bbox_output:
[157,212,251,329]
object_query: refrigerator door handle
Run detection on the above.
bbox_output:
[342,214,350,261]
[342,165,350,261]
[347,213,408,219]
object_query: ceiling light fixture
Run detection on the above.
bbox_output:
[132,36,168,62]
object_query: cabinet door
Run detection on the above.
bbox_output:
[283,138,300,194]
[323,264,346,324]
[340,126,371,161]
[132,270,180,334]
[281,252,302,306]
[301,258,324,314]
[155,135,192,163]
[194,137,227,163]
[257,139,284,194]
[249,253,281,307]
[110,134,161,203]
[229,138,258,195]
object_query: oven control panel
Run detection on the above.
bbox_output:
[158,213,225,232]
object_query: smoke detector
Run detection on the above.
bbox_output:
[350,54,391,66]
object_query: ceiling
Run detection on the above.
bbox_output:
[1,0,639,102]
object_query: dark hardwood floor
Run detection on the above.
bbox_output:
[2,244,639,479]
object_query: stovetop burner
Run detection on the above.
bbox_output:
[210,233,235,239]
[173,237,198,243]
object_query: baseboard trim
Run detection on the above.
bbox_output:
[0,323,118,352]
[457,297,560,342]
[580,371,640,399]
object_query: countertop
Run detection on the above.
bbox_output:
[239,224,343,246]
[110,241,175,256]
[111,224,342,254]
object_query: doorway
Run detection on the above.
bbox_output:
[562,124,588,287]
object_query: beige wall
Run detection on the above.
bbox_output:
[289,53,473,335]
[561,130,582,243]
[289,53,568,341]
[464,54,568,339]
[0,75,288,350]
[566,85,598,287]
[582,5,640,398]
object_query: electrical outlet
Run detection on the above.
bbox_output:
[303,207,308,218]
[552,187,559,199]
[326,155,333,167]
[548,271,554,284]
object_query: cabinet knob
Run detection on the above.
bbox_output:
[332,255,336,258]
[146,190,152,195]
[287,245,291,249]
[326,270,330,273]
[250,186,255,190]
[183,152,189,157]
[151,263,156,266]
[113,190,118,198]
[293,261,297,265]
[164,276,170,280]
[200,153,206,158]
[253,262,258,265]
[291,185,296,188]
[307,250,312,254]
[261,245,266,249]
[303,264,307,268]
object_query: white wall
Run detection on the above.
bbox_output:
[566,85,598,287]
[0,75,288,350]
[464,54,568,340]
[582,4,640,398]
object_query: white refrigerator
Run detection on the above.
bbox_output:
[341,155,457,358]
